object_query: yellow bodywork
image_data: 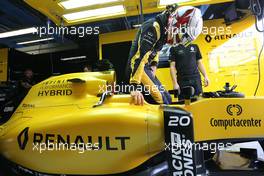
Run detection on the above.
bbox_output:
[0,71,263,175]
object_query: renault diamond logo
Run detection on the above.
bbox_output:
[17,127,29,150]
[205,35,212,43]
[226,104,242,116]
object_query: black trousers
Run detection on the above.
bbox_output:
[178,76,202,100]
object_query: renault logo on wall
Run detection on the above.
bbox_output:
[226,104,243,116]
[205,35,212,43]
[17,127,29,150]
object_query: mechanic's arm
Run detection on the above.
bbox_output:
[170,61,180,90]
[197,59,209,87]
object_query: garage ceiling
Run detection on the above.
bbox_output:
[24,0,234,26]
[0,0,234,55]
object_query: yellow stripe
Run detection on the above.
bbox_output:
[130,33,141,84]
[150,22,161,65]
[153,22,160,41]
[130,51,151,84]
[151,52,160,64]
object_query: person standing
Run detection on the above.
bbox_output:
[126,5,204,105]
[169,44,209,99]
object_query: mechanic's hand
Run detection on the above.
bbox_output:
[130,91,144,106]
[173,84,180,91]
[151,65,157,78]
[204,77,210,87]
[173,84,181,95]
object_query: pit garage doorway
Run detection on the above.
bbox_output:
[102,41,132,84]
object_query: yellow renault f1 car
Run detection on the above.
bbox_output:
[0,71,264,176]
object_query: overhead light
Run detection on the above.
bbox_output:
[63,5,125,21]
[159,0,192,6]
[0,27,38,39]
[60,0,120,9]
[17,38,54,45]
[61,56,87,61]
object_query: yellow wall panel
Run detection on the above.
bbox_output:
[99,29,137,60]
[0,49,8,82]
[156,16,263,96]
[194,16,263,96]
[100,15,264,97]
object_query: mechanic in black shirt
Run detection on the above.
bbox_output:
[21,69,35,89]
[16,68,36,104]
[169,44,209,99]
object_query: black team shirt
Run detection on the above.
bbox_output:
[169,44,202,80]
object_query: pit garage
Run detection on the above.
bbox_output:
[0,0,264,176]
